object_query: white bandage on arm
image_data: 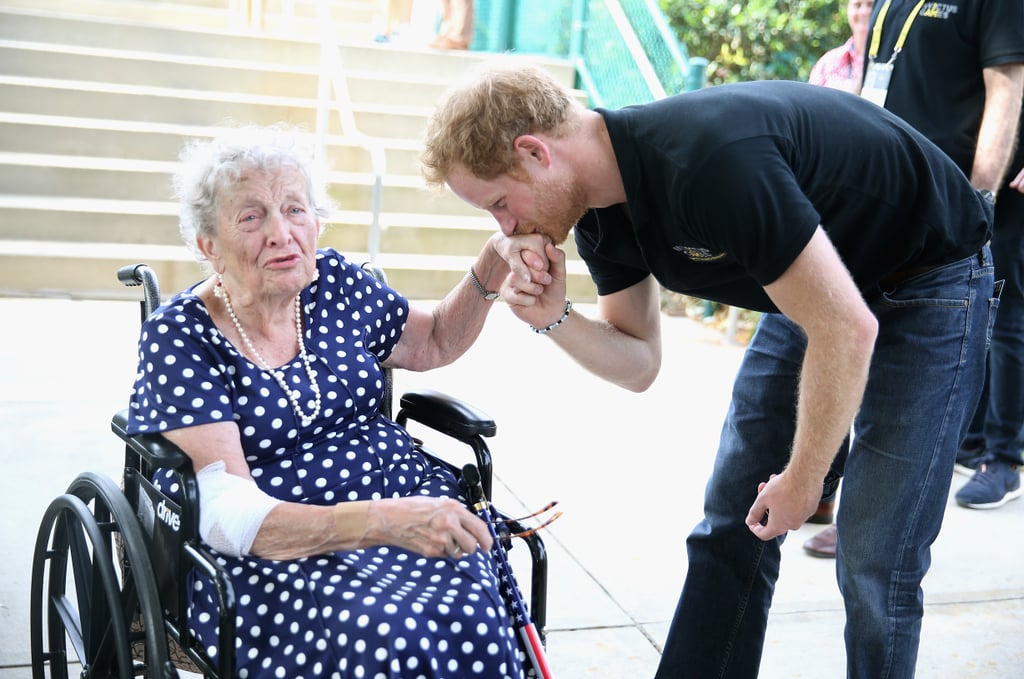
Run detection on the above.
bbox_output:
[195,460,283,557]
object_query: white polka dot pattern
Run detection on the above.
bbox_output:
[126,249,527,677]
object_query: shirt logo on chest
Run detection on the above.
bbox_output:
[674,245,727,262]
[921,3,958,20]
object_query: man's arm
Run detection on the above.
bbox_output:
[548,273,663,393]
[503,242,663,392]
[971,63,1024,193]
[746,227,878,540]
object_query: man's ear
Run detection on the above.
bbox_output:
[513,135,551,167]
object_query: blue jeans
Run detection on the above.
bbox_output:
[962,194,1024,466]
[655,248,996,679]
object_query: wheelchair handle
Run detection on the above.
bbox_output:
[118,263,161,320]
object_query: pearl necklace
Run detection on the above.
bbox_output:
[213,275,321,426]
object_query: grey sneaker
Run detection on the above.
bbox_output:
[955,456,1023,509]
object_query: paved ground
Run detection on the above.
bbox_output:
[1,295,1021,678]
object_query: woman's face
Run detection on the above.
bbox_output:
[199,164,320,303]
[848,0,874,47]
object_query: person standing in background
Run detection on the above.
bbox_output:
[808,0,874,94]
[956,150,1024,509]
[803,0,1024,563]
[860,0,1024,507]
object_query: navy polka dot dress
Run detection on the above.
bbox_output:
[127,249,527,678]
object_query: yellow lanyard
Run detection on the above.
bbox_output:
[868,0,928,63]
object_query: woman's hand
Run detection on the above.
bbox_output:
[496,238,570,329]
[490,232,553,299]
[365,497,494,558]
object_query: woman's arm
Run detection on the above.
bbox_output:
[385,232,551,372]
[162,422,492,560]
[500,241,663,392]
[257,495,492,560]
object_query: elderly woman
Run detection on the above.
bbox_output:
[126,125,527,677]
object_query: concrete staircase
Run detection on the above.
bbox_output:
[0,0,598,301]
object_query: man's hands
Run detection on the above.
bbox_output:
[746,470,823,541]
[365,497,494,558]
[491,234,570,329]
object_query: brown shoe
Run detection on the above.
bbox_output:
[806,499,835,524]
[802,524,837,558]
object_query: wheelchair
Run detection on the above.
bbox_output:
[29,262,549,678]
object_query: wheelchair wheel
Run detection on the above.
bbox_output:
[30,472,175,679]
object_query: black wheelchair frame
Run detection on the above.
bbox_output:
[29,263,548,678]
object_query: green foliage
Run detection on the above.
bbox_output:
[661,0,849,85]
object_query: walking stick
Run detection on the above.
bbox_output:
[462,464,554,679]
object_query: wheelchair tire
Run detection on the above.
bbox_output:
[30,471,176,679]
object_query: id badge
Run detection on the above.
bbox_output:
[861,62,893,107]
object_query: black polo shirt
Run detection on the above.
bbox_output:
[574,80,991,313]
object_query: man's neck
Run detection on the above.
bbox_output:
[578,109,628,208]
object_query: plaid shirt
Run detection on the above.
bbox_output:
[808,38,864,94]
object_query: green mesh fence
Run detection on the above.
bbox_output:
[618,0,687,94]
[471,0,705,108]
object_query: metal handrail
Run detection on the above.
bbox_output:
[314,0,386,262]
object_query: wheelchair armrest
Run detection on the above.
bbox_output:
[111,409,190,471]
[397,389,496,440]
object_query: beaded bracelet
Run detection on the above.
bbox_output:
[530,299,573,334]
